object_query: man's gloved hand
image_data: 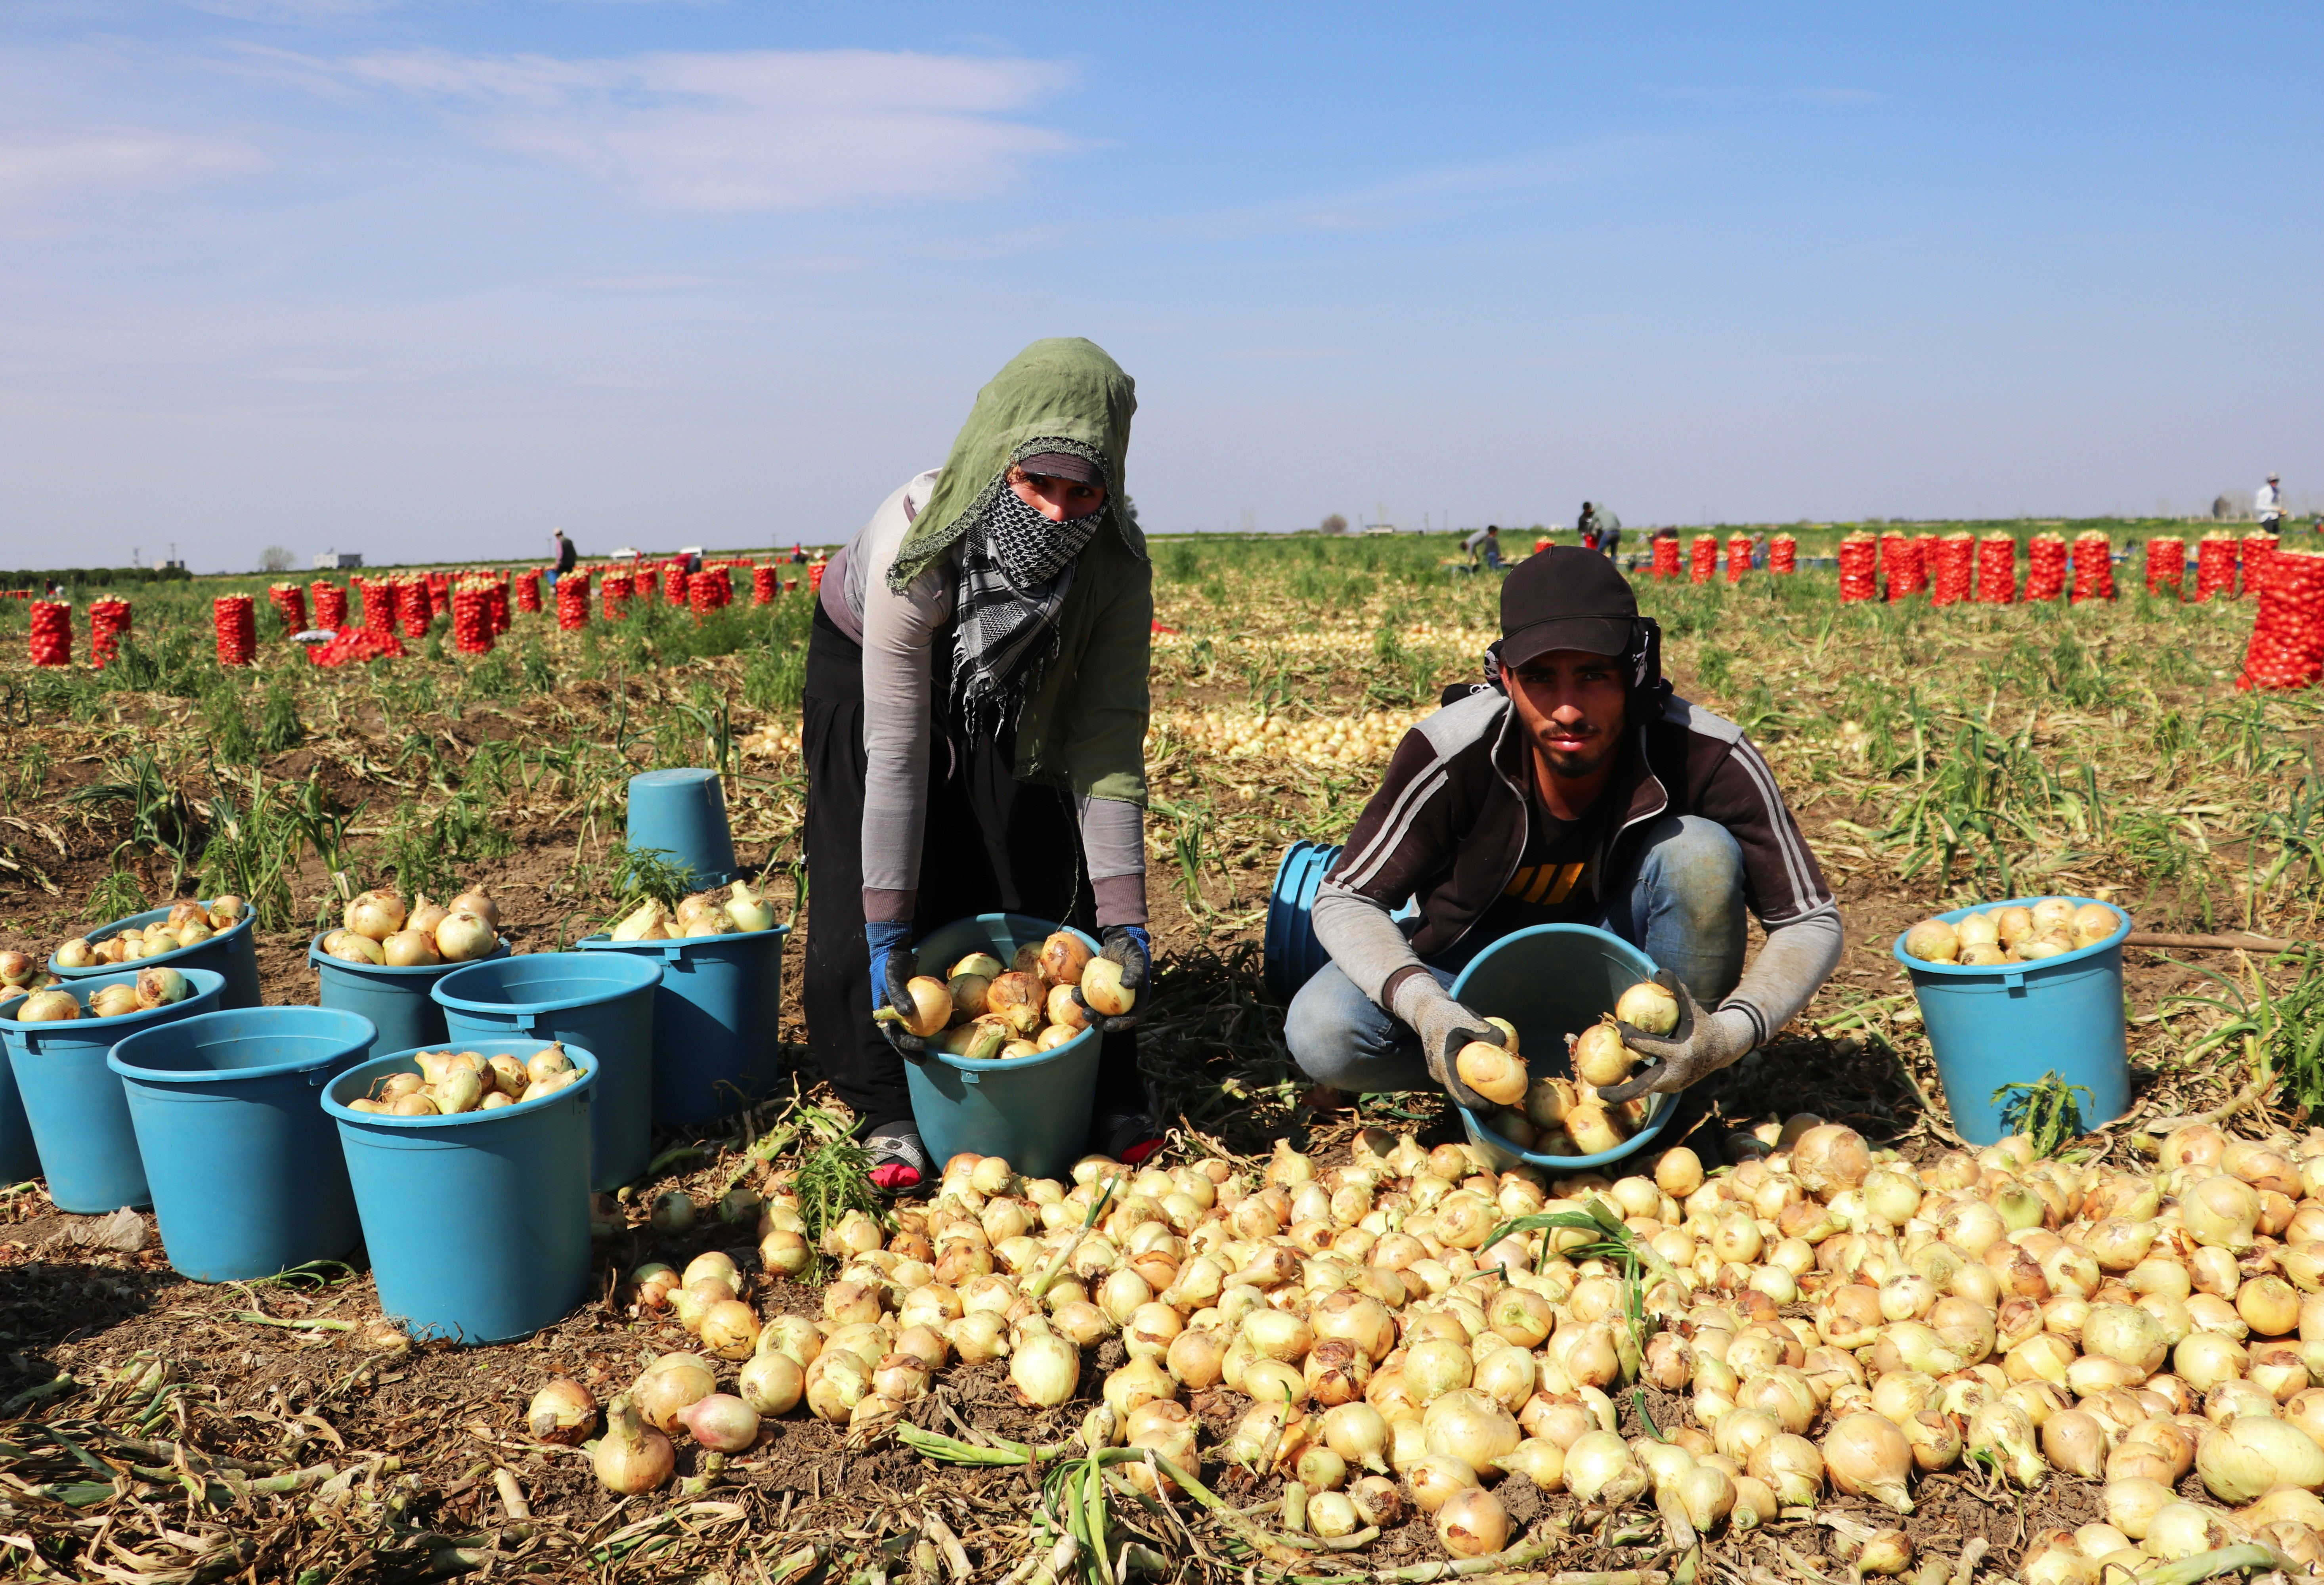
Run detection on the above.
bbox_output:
[1397,977,1498,1114]
[1597,968,1756,1104]
[1072,925,1150,1034]
[866,919,929,1060]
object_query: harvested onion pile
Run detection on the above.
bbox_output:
[54,896,246,970]
[1457,978,1676,1156]
[611,881,776,941]
[1149,708,1425,768]
[879,931,1131,1061]
[322,886,500,967]
[546,1114,2324,1572]
[1903,897,2121,965]
[344,1043,583,1115]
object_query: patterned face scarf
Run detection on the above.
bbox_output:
[949,477,1107,734]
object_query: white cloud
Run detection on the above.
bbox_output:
[0,135,259,214]
[317,46,1079,211]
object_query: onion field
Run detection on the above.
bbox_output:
[0,520,2321,1584]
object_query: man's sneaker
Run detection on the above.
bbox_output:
[866,1129,931,1194]
[1097,1112,1166,1167]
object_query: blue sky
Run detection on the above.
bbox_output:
[2,2,2317,571]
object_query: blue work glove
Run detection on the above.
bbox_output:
[1071,924,1151,1034]
[865,919,928,1060]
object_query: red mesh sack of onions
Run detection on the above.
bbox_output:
[2236,546,2324,691]
[29,601,71,666]
[753,565,779,604]
[2070,532,2116,604]
[89,599,131,668]
[453,585,494,655]
[2244,533,2279,598]
[2195,533,2238,602]
[312,581,348,629]
[1651,537,1681,580]
[1884,536,1925,601]
[516,572,542,613]
[1931,534,1973,606]
[1838,534,1877,602]
[1689,534,1717,584]
[663,563,687,604]
[556,571,591,631]
[2145,537,2185,597]
[2025,535,2068,602]
[400,580,431,640]
[1976,534,2016,603]
[212,595,256,667]
[1769,535,1795,573]
[1725,534,1751,582]
[268,582,306,632]
[603,573,631,620]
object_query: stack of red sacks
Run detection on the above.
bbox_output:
[603,572,632,620]
[29,602,70,666]
[663,563,687,604]
[1769,535,1796,574]
[309,628,407,667]
[361,578,400,637]
[1976,535,2017,604]
[516,572,543,614]
[2070,532,2117,604]
[268,582,307,633]
[2145,538,2186,598]
[1689,534,1718,584]
[809,559,829,593]
[400,579,431,641]
[486,577,510,636]
[556,571,591,631]
[214,595,257,666]
[688,567,733,615]
[753,565,780,605]
[2025,535,2069,602]
[2195,534,2239,602]
[1651,538,1681,580]
[1931,534,1974,606]
[2236,547,2324,691]
[2244,534,2280,599]
[1725,534,1752,583]
[453,583,494,654]
[312,581,348,629]
[89,599,131,668]
[1838,535,1877,602]
[1884,536,1926,602]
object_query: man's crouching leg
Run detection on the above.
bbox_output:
[1285,962,1448,1096]
[1600,814,1748,1007]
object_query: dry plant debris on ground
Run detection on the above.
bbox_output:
[0,525,2319,1582]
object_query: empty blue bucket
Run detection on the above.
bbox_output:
[1264,841,1419,1005]
[576,923,789,1124]
[308,932,510,1056]
[902,915,1101,1181]
[432,953,659,1190]
[324,1039,597,1344]
[626,769,738,888]
[1448,924,1674,1173]
[107,1006,373,1281]
[47,904,261,1010]
[1893,897,2130,1146]
[0,967,227,1212]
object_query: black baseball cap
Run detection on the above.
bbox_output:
[1017,450,1106,487]
[1500,546,1637,665]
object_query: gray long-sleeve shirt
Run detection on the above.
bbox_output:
[823,473,1147,928]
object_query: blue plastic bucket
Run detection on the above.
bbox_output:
[576,924,789,1124]
[308,933,510,1056]
[626,769,738,888]
[432,953,659,1190]
[902,915,1102,1181]
[1893,897,2130,1146]
[1264,842,1419,1005]
[0,967,227,1212]
[1447,924,1675,1173]
[107,1006,373,1281]
[323,1039,597,1344]
[0,1019,38,1186]
[47,904,261,1011]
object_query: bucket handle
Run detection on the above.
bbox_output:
[2004,970,2026,993]
[511,1012,538,1033]
[958,1067,981,1087]
[660,944,689,969]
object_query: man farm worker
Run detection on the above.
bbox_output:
[803,338,1159,1193]
[1286,547,1842,1140]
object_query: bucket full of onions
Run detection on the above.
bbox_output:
[47,898,262,1010]
[1892,895,2130,1145]
[323,1039,597,1343]
[0,967,227,1213]
[576,881,788,1125]
[309,885,510,1054]
[107,1006,373,1281]
[893,915,1107,1181]
[1443,923,1677,1172]
[432,953,661,1191]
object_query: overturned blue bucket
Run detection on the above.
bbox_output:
[432,953,659,1190]
[902,915,1101,1182]
[1264,841,1419,1005]
[577,922,788,1124]
[324,1039,597,1344]
[308,933,511,1056]
[626,770,738,888]
[1894,897,2130,1147]
[1448,924,1675,1173]
[47,903,262,1011]
[107,1006,373,1281]
[0,968,227,1212]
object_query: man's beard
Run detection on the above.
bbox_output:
[1537,733,1619,783]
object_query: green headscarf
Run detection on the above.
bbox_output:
[889,337,1143,590]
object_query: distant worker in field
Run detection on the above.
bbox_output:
[1284,547,1842,1157]
[2258,473,2284,533]
[802,338,1158,1193]
[552,529,577,576]
[1579,501,1622,559]
[1464,523,1504,571]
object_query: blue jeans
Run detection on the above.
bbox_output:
[1285,814,1747,1094]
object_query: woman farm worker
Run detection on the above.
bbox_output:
[804,338,1158,1193]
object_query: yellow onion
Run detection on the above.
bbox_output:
[1435,1487,1508,1558]
[633,1354,715,1432]
[1563,1430,1645,1506]
[1615,979,1678,1034]
[2197,1415,2324,1503]
[1822,1413,1912,1512]
[526,1378,596,1444]
[383,928,441,967]
[435,911,496,962]
[1010,1329,1078,1407]
[592,1394,673,1494]
[738,1351,803,1416]
[2183,1175,2261,1252]
[679,1392,760,1452]
[1423,1390,1519,1476]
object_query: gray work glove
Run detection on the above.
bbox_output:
[1392,974,1496,1113]
[1596,968,1756,1103]
[1069,924,1150,1035]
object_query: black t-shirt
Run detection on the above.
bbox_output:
[1474,789,1615,935]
